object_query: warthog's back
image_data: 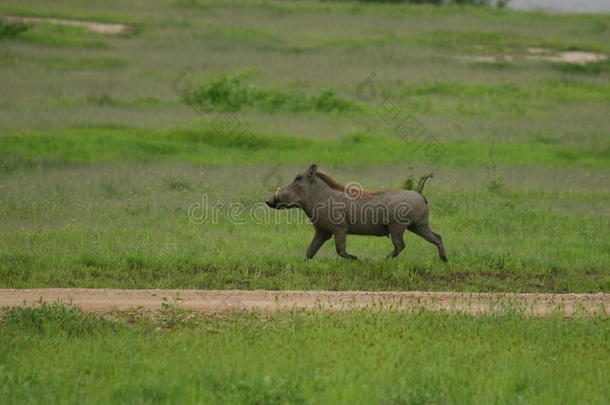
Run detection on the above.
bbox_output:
[346,190,428,235]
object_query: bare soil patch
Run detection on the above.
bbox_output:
[525,48,607,64]
[462,48,607,65]
[3,15,131,35]
[1,289,607,317]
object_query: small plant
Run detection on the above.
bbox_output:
[0,19,30,39]
[100,179,121,198]
[1,299,117,337]
[402,169,428,191]
[165,177,193,192]
[156,293,197,329]
[341,131,371,145]
[310,88,356,112]
[87,93,116,106]
[403,174,415,190]
[486,175,506,193]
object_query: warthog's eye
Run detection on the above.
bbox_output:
[294,175,303,182]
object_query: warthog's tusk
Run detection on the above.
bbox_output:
[274,188,280,199]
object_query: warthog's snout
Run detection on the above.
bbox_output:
[265,188,281,208]
[265,197,277,208]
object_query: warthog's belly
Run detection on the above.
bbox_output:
[347,223,389,236]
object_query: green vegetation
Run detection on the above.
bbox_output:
[1,300,117,336]
[1,302,608,404]
[328,0,502,4]
[0,18,29,39]
[1,127,609,173]
[1,163,608,292]
[183,71,360,113]
[12,21,108,48]
[553,58,610,74]
[0,0,608,293]
[420,29,606,54]
[1,1,608,402]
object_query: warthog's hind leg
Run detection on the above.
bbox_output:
[408,224,448,262]
[306,229,332,259]
[333,229,358,260]
[387,224,406,258]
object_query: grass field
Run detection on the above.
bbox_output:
[1,0,609,292]
[1,301,608,404]
[1,162,609,292]
[1,1,609,403]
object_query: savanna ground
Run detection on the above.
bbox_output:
[0,301,608,404]
[1,0,609,403]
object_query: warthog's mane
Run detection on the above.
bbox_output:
[316,170,390,197]
[315,171,346,191]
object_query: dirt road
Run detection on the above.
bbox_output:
[1,289,608,316]
[3,15,131,34]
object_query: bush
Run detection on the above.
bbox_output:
[183,71,360,113]
[0,19,30,39]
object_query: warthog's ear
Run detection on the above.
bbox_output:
[306,164,318,178]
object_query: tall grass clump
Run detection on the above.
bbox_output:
[1,300,118,337]
[0,19,30,39]
[182,71,360,113]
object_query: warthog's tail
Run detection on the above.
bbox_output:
[417,173,434,194]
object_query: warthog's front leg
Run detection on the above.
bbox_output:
[333,229,358,260]
[306,229,332,259]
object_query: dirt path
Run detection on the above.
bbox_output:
[461,48,607,65]
[3,15,131,35]
[1,289,608,316]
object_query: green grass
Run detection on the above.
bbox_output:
[419,29,606,54]
[0,164,608,292]
[9,21,109,48]
[182,70,360,113]
[39,56,127,70]
[0,18,29,39]
[553,58,610,74]
[0,0,608,293]
[1,127,608,172]
[1,302,608,404]
[0,2,608,401]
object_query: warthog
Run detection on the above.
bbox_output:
[265,164,447,261]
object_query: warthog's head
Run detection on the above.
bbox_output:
[265,164,318,209]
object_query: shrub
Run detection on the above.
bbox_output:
[0,19,30,39]
[183,71,360,113]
